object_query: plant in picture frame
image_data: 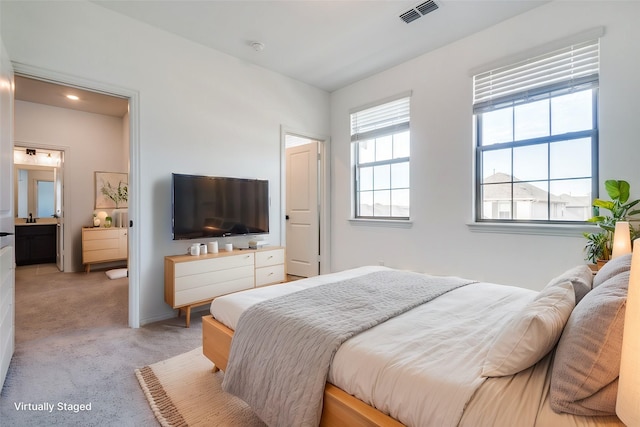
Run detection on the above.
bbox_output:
[95,171,128,209]
[101,181,128,208]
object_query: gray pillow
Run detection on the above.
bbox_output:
[544,265,593,304]
[549,271,629,416]
[594,253,632,288]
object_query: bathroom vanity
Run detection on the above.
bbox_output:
[14,222,56,266]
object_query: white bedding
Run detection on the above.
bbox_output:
[210,266,625,427]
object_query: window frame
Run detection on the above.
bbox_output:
[353,133,410,220]
[474,85,599,224]
[472,36,600,225]
[350,94,411,221]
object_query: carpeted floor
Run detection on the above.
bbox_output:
[0,264,205,427]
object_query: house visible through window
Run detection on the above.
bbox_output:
[351,95,411,220]
[474,39,599,223]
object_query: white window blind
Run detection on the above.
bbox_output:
[351,96,410,142]
[473,39,599,108]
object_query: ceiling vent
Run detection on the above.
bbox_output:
[399,1,439,24]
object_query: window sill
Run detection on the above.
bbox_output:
[349,218,413,229]
[466,222,598,237]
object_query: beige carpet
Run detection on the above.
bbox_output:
[136,347,266,427]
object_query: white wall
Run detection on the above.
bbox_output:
[330,1,640,290]
[1,1,330,324]
[14,100,127,272]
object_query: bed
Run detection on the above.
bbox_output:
[202,257,631,427]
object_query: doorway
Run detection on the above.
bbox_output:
[12,70,139,326]
[13,146,64,270]
[283,130,330,277]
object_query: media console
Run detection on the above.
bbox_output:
[164,246,285,327]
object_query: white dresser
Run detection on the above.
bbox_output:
[164,246,285,327]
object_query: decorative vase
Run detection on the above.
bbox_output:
[104,217,112,228]
[93,217,100,227]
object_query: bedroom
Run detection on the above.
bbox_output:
[1,0,638,326]
[1,0,639,425]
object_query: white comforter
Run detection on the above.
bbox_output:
[211,266,529,426]
[210,266,624,427]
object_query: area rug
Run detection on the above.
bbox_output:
[135,347,266,426]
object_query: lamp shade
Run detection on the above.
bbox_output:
[612,221,632,259]
[616,240,640,425]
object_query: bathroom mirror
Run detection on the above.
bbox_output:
[14,166,55,219]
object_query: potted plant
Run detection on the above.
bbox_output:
[583,179,640,266]
[583,231,609,265]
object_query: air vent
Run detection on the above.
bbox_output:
[416,1,438,16]
[399,0,439,24]
[399,9,421,24]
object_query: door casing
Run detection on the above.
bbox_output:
[281,127,331,275]
[13,63,141,328]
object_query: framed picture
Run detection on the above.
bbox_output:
[95,171,128,209]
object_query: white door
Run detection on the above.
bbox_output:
[54,156,64,271]
[286,141,319,277]
[0,34,15,389]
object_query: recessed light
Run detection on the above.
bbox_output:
[66,94,79,101]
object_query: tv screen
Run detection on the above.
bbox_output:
[172,173,269,240]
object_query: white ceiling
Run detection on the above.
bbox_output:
[15,0,548,115]
[93,0,548,92]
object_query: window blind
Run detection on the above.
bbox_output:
[351,96,410,142]
[473,39,599,109]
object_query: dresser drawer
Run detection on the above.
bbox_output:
[256,264,285,287]
[83,248,120,263]
[175,265,254,292]
[175,253,254,277]
[174,275,254,306]
[255,248,284,268]
[83,228,122,240]
[84,238,119,251]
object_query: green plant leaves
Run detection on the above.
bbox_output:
[605,179,630,204]
[584,179,639,262]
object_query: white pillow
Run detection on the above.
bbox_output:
[105,268,128,279]
[482,281,576,377]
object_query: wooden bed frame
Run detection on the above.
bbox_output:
[202,314,404,427]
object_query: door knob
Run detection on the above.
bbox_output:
[0,232,13,237]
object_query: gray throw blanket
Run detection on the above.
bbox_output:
[222,270,476,427]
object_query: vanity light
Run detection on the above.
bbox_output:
[66,94,79,101]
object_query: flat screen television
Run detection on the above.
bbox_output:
[172,173,269,240]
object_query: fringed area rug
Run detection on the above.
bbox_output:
[135,347,266,427]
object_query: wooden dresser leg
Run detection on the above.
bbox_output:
[185,306,191,328]
[212,365,220,373]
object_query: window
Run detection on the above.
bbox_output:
[351,95,410,220]
[36,180,54,218]
[474,39,599,223]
